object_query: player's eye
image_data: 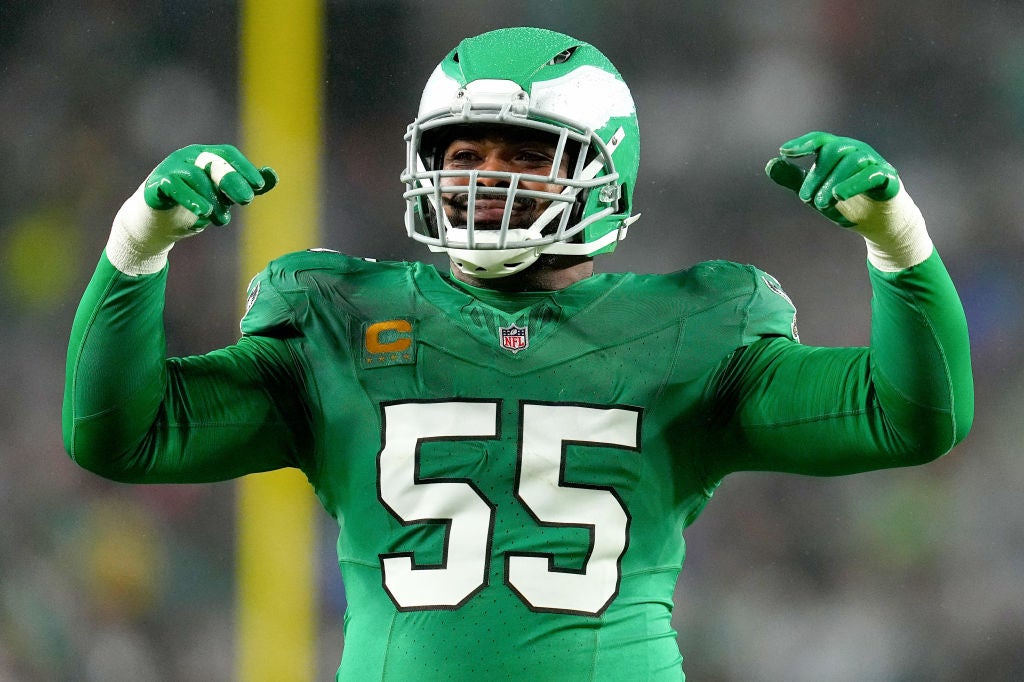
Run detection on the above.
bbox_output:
[516,150,557,168]
[519,151,550,162]
[444,148,483,167]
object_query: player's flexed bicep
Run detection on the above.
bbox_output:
[63,146,302,482]
[703,133,972,479]
[106,144,278,275]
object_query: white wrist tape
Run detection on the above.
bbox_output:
[835,180,934,272]
[105,183,203,276]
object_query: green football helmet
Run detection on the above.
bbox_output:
[401,27,641,278]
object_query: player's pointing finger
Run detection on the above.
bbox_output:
[778,131,833,158]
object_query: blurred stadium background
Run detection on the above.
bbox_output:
[2,1,1023,679]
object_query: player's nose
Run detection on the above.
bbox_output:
[475,152,512,187]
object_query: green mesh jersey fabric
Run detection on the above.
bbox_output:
[63,248,973,681]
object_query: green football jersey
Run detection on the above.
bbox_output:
[64,248,973,681]
[236,250,786,680]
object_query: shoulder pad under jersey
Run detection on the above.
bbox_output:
[239,248,374,336]
[685,260,799,343]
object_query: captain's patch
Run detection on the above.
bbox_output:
[363,319,416,367]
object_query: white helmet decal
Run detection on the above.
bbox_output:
[530,66,635,131]
[420,65,635,133]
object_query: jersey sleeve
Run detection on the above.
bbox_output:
[62,252,312,483]
[702,250,973,480]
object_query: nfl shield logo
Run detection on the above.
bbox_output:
[499,324,528,353]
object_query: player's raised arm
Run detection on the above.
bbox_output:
[708,132,973,478]
[63,146,308,483]
[106,144,278,275]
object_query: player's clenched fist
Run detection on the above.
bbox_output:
[765,131,933,272]
[144,144,278,226]
[106,144,278,276]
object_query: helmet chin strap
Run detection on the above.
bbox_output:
[442,245,543,279]
[429,227,544,278]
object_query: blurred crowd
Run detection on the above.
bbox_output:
[1,1,1022,679]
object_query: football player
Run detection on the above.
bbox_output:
[63,27,973,680]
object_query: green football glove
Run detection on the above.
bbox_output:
[765,131,933,271]
[106,144,278,275]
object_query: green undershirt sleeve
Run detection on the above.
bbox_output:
[706,250,973,479]
[62,253,311,483]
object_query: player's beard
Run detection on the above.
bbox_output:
[443,193,542,230]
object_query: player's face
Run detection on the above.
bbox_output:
[439,127,570,229]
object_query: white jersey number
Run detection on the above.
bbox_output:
[377,400,640,616]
